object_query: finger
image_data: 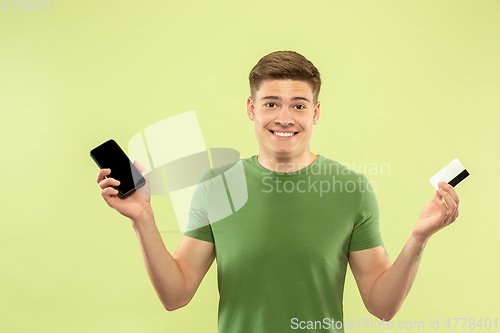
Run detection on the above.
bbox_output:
[134,160,146,173]
[437,186,455,209]
[432,190,443,202]
[442,185,459,224]
[98,177,121,190]
[440,182,460,208]
[437,187,457,221]
[134,160,150,183]
[446,184,460,222]
[101,186,118,199]
[96,168,111,183]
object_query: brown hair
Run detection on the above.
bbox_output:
[249,50,321,103]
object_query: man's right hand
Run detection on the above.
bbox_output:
[96,160,152,221]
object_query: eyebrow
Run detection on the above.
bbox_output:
[260,96,310,103]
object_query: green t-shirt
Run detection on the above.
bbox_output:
[184,154,383,333]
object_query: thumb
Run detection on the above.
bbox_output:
[433,190,443,201]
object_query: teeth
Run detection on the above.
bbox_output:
[274,131,295,137]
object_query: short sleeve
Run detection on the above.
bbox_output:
[348,175,384,251]
[183,171,215,243]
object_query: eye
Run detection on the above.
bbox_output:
[295,104,305,110]
[265,103,276,108]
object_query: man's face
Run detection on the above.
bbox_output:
[247,79,320,159]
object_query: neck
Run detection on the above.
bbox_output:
[257,151,317,173]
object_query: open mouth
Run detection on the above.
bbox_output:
[269,130,299,138]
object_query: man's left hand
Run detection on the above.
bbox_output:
[413,181,460,242]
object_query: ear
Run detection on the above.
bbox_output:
[312,100,320,124]
[247,97,255,121]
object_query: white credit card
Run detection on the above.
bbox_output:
[429,158,470,190]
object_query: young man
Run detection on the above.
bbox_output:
[96,51,460,332]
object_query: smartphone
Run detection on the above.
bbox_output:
[90,139,146,196]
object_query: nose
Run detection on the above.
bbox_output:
[275,108,295,126]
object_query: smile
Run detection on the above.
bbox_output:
[269,130,299,138]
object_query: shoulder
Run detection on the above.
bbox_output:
[197,157,248,184]
[318,155,368,180]
[315,155,375,194]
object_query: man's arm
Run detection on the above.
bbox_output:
[348,181,459,321]
[97,162,215,311]
[132,208,215,311]
[349,237,426,321]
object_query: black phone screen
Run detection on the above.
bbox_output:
[90,139,146,196]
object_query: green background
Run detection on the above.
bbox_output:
[1,1,498,332]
